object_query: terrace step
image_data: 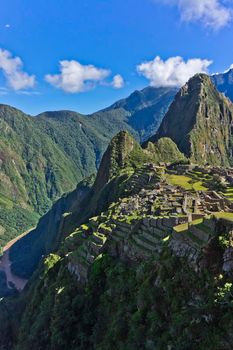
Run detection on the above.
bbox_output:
[139,230,160,244]
[172,230,203,250]
[130,238,152,257]
[111,229,126,240]
[132,234,158,251]
[189,225,210,243]
[139,225,162,240]
[89,241,103,255]
[92,233,105,245]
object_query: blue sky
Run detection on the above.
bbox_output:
[0,0,233,115]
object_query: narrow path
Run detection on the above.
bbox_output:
[0,228,34,292]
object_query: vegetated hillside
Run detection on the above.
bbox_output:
[1,131,233,350]
[0,86,176,247]
[149,74,233,166]
[213,68,233,101]
[6,131,185,282]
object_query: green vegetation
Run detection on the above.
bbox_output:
[0,206,39,247]
[146,137,186,164]
[213,212,233,221]
[166,174,207,191]
[174,218,204,233]
[7,251,232,350]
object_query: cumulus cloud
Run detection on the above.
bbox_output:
[158,0,232,29]
[111,74,125,89]
[45,60,112,93]
[137,56,213,87]
[0,49,35,90]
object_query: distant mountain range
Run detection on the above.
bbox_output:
[212,68,233,101]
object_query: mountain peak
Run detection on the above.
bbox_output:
[151,73,233,166]
[93,131,142,191]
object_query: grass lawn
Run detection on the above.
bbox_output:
[166,175,207,191]
[193,181,207,191]
[213,212,233,221]
[174,218,204,232]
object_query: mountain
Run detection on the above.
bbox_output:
[4,131,184,283]
[0,74,233,350]
[1,70,233,249]
[102,86,178,140]
[149,74,233,166]
[213,68,233,101]
[1,130,233,350]
[0,86,177,248]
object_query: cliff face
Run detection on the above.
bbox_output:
[153,74,233,166]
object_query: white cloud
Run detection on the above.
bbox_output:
[111,74,125,89]
[0,48,36,90]
[137,56,213,87]
[158,0,232,29]
[45,60,111,93]
[5,24,10,28]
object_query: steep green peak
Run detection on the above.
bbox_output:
[94,131,149,190]
[146,137,186,164]
[151,72,233,166]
